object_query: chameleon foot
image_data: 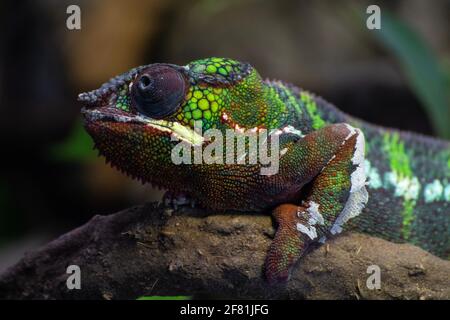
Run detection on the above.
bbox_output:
[265,203,317,284]
[265,124,367,283]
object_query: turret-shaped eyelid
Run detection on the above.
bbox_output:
[130,64,189,119]
[78,63,189,107]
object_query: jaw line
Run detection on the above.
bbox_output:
[82,108,205,146]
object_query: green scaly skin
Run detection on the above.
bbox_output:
[79,58,449,283]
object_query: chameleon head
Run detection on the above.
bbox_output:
[79,58,271,190]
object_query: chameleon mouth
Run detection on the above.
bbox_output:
[81,107,205,146]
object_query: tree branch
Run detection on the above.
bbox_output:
[0,203,448,299]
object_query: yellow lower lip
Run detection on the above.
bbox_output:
[146,119,204,146]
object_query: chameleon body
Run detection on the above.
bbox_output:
[79,58,449,283]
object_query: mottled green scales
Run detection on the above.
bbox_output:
[297,92,450,256]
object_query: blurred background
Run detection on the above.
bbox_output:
[0,0,449,272]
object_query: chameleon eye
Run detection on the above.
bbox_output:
[131,65,187,119]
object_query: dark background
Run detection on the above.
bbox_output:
[0,0,449,272]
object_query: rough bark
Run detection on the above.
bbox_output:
[0,202,448,300]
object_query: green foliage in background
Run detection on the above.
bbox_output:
[51,118,96,162]
[373,12,450,139]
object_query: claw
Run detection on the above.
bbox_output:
[162,191,195,210]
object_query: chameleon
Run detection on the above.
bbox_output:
[79,57,449,283]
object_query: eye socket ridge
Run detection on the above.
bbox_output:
[131,64,187,119]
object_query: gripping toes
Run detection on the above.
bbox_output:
[265,203,326,283]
